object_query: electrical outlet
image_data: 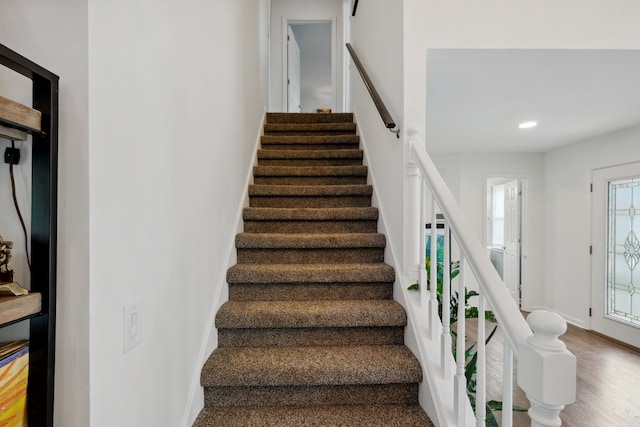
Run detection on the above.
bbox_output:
[124,302,142,353]
[4,147,20,165]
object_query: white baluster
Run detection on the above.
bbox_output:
[441,223,452,379]
[476,293,486,426]
[503,341,513,427]
[454,257,466,424]
[406,160,421,285]
[419,182,428,308]
[517,311,577,427]
[428,194,438,339]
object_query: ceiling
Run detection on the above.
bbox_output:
[425,49,640,155]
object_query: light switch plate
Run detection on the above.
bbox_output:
[124,302,142,353]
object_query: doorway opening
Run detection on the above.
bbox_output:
[284,21,335,113]
[485,177,525,307]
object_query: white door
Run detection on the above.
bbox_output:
[503,179,520,306]
[287,26,301,112]
[591,162,640,348]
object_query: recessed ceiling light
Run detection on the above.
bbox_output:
[518,121,538,129]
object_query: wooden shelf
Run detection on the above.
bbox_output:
[0,293,42,326]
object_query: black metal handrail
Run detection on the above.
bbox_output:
[346,43,400,138]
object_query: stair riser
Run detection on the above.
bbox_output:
[264,123,356,133]
[254,176,367,185]
[250,196,371,208]
[266,113,354,124]
[243,220,378,234]
[204,383,418,408]
[258,159,362,166]
[229,283,393,301]
[257,149,363,161]
[218,327,404,347]
[264,131,356,136]
[237,248,384,264]
[261,143,360,150]
[262,136,359,144]
[195,405,432,426]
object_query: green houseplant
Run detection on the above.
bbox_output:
[409,254,525,426]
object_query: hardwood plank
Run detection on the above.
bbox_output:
[0,293,41,326]
[0,123,27,141]
[0,95,41,130]
[465,317,640,426]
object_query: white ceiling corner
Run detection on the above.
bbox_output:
[425,49,640,155]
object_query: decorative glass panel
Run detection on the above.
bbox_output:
[607,177,640,326]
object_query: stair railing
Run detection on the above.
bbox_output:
[346,43,400,138]
[406,131,576,426]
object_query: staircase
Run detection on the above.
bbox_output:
[194,113,432,426]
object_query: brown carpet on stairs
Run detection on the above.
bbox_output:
[194,113,433,427]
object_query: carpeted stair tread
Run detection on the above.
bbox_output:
[203,383,418,408]
[266,112,354,124]
[216,300,406,329]
[193,404,433,426]
[264,122,357,133]
[235,233,385,249]
[261,134,360,145]
[257,149,363,160]
[248,185,373,208]
[218,325,404,347]
[253,165,368,177]
[249,184,372,197]
[197,113,431,426]
[201,345,422,387]
[257,149,363,166]
[243,206,378,221]
[227,263,395,284]
[228,282,393,301]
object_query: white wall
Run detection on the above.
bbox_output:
[0,2,90,426]
[543,124,640,327]
[349,0,404,270]
[260,0,272,108]
[88,1,266,426]
[432,153,545,311]
[270,0,343,112]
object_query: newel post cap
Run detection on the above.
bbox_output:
[526,310,567,351]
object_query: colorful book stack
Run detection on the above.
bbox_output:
[0,340,29,427]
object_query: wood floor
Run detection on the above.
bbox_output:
[468,319,640,426]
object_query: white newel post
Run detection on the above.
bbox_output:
[517,311,576,427]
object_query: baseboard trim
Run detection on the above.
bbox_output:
[586,328,640,353]
[181,110,266,427]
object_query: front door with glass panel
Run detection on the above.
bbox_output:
[591,162,640,348]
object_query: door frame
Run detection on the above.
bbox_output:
[483,175,529,309]
[281,17,337,112]
[590,161,640,348]
[286,25,301,112]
